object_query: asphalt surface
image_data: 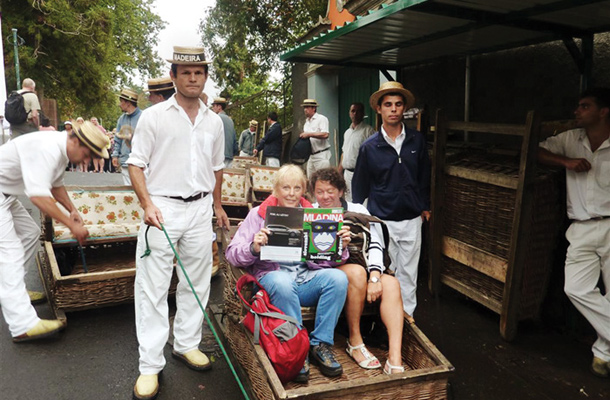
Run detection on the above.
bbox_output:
[1,170,608,400]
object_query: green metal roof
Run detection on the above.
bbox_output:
[281,0,610,68]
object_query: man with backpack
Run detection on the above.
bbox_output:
[6,78,41,138]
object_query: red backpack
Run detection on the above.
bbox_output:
[236,274,309,383]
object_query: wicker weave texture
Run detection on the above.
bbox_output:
[223,266,450,399]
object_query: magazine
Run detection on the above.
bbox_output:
[260,206,343,262]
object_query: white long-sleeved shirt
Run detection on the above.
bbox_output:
[127,95,225,198]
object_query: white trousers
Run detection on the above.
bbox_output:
[135,195,214,374]
[265,157,280,167]
[0,195,41,336]
[384,217,422,316]
[121,168,132,185]
[306,150,331,178]
[565,219,610,361]
[343,170,354,202]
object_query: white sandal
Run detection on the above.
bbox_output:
[346,340,381,369]
[383,360,405,375]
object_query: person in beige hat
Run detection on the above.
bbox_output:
[127,45,230,400]
[352,81,430,320]
[300,99,331,178]
[0,121,108,344]
[238,119,258,156]
[147,77,175,105]
[112,88,142,185]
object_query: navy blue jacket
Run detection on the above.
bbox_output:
[352,126,430,221]
[256,121,282,158]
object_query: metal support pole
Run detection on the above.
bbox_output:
[12,29,21,89]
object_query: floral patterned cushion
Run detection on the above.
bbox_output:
[52,190,143,242]
[221,170,248,205]
[250,166,278,193]
[231,156,259,169]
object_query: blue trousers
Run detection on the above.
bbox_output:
[259,269,347,346]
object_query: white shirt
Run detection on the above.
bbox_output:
[0,131,67,197]
[342,121,374,170]
[540,128,610,221]
[381,124,406,155]
[304,112,330,153]
[127,95,225,198]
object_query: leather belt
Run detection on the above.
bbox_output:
[345,168,355,172]
[166,192,208,202]
[575,215,610,222]
[312,147,330,155]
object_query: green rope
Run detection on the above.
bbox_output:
[142,224,251,400]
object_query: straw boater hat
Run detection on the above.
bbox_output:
[147,76,174,92]
[166,46,211,65]
[301,99,319,107]
[249,120,258,126]
[73,121,110,159]
[211,97,227,105]
[118,88,139,103]
[369,81,415,110]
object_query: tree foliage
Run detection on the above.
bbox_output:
[201,0,326,132]
[1,0,165,126]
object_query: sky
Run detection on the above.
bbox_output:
[151,0,219,100]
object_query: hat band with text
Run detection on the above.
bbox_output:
[173,53,206,63]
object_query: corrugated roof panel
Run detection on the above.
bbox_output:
[535,3,610,31]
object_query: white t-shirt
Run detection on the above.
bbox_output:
[0,131,67,197]
[304,112,330,153]
[539,128,610,221]
[127,95,225,198]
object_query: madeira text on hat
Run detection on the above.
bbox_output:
[73,121,110,159]
[301,99,319,107]
[212,97,227,105]
[369,81,415,111]
[118,88,139,103]
[166,46,211,65]
[147,76,174,92]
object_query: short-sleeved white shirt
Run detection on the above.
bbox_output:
[342,122,374,170]
[539,128,610,220]
[0,131,67,197]
[126,95,225,198]
[304,112,330,153]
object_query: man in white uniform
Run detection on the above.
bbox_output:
[127,46,230,400]
[0,122,108,342]
[339,102,374,201]
[301,99,331,178]
[538,87,610,378]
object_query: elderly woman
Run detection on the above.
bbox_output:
[311,167,405,375]
[225,164,350,383]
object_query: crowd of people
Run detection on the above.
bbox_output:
[1,42,608,400]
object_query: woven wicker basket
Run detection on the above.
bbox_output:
[441,154,564,320]
[37,240,178,321]
[223,265,454,400]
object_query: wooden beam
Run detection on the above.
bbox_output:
[447,121,525,136]
[442,236,507,283]
[428,109,448,295]
[446,165,518,189]
[500,110,540,341]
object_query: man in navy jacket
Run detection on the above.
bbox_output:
[254,111,282,167]
[352,81,430,317]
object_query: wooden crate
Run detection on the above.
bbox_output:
[222,265,453,400]
[429,111,566,340]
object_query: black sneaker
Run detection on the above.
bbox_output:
[293,357,309,383]
[309,343,342,377]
